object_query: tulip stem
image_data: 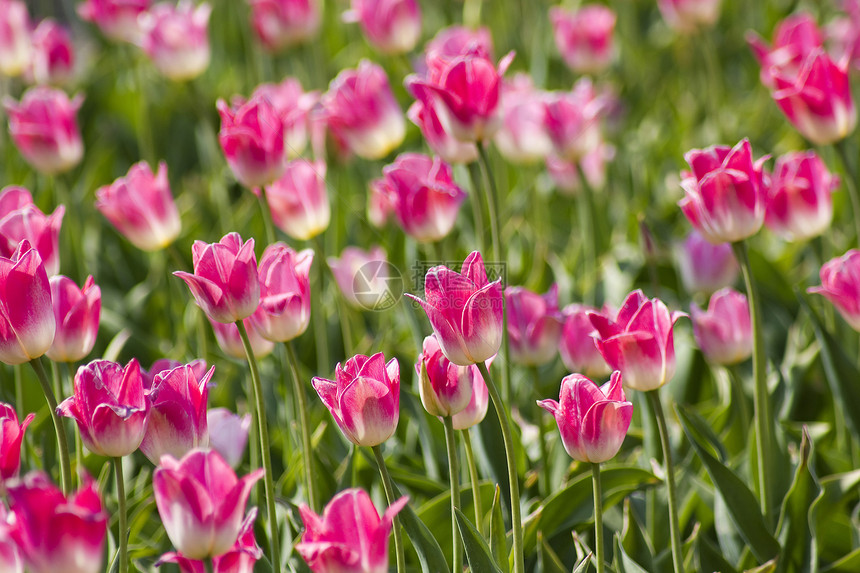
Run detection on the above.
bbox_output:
[533,366,551,497]
[113,457,129,573]
[371,445,407,573]
[285,341,317,511]
[646,390,683,573]
[236,320,281,573]
[204,558,214,573]
[731,241,773,527]
[14,365,23,420]
[257,186,277,245]
[591,463,605,573]
[311,236,330,377]
[443,416,463,573]
[466,161,487,253]
[462,430,484,534]
[576,163,600,306]
[476,361,524,573]
[29,358,72,494]
[834,139,860,244]
[476,144,501,265]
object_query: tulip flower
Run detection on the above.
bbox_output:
[0,0,31,77]
[658,0,722,33]
[77,0,150,43]
[174,232,260,324]
[261,160,330,240]
[407,99,479,164]
[343,0,422,55]
[216,95,286,189]
[406,251,503,366]
[250,242,313,342]
[0,240,55,366]
[690,288,753,365]
[321,60,406,160]
[367,177,396,227]
[251,78,317,158]
[211,317,275,359]
[7,472,108,573]
[546,142,615,197]
[493,74,553,164]
[675,230,739,295]
[29,19,75,85]
[46,275,101,363]
[678,138,768,244]
[549,5,616,74]
[153,449,264,560]
[296,488,408,573]
[506,284,564,366]
[380,152,467,242]
[328,245,388,309]
[207,408,251,469]
[4,86,84,175]
[143,358,208,389]
[248,0,321,52]
[0,505,21,573]
[748,12,824,89]
[140,1,212,81]
[416,334,474,417]
[0,403,33,482]
[559,303,611,378]
[764,150,838,241]
[543,79,607,163]
[57,359,150,457]
[425,25,494,63]
[827,3,860,71]
[809,249,860,331]
[589,290,685,392]
[312,352,400,447]
[139,363,214,465]
[0,186,64,276]
[95,161,182,252]
[451,363,489,430]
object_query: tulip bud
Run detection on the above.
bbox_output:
[416,334,473,417]
[261,160,330,241]
[544,79,607,163]
[328,246,388,309]
[747,13,824,90]
[0,186,64,276]
[140,1,212,81]
[217,95,286,189]
[250,243,313,342]
[549,5,616,74]
[690,288,753,365]
[675,230,738,296]
[765,150,838,241]
[451,363,489,430]
[809,249,860,331]
[494,74,553,165]
[46,275,101,363]
[251,78,317,159]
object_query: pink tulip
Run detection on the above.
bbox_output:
[251,78,317,158]
[765,150,838,241]
[559,303,611,379]
[261,159,330,240]
[416,334,474,417]
[46,275,101,363]
[211,317,275,359]
[657,0,722,33]
[809,249,860,331]
[207,408,251,468]
[143,358,208,389]
[156,508,262,573]
[0,403,33,482]
[451,362,489,430]
[57,359,150,457]
[690,288,752,365]
[407,99,479,164]
[216,95,285,189]
[406,251,503,366]
[95,160,182,252]
[140,363,214,465]
[140,1,211,81]
[549,5,616,74]
[827,2,860,70]
[0,240,55,366]
[174,232,260,324]
[506,284,564,366]
[678,138,768,244]
[0,504,21,573]
[675,230,738,295]
[589,290,685,392]
[367,177,396,227]
[424,25,494,65]
[312,352,400,447]
[0,0,31,77]
[537,371,632,463]
[29,19,75,85]
[546,142,615,196]
[0,186,64,276]
[493,74,553,164]
[296,488,408,573]
[380,152,467,243]
[78,0,150,43]
[7,472,108,573]
[544,79,607,163]
[154,448,263,560]
[250,242,313,342]
[748,12,824,89]
[248,0,321,52]
[344,0,421,55]
[321,60,406,160]
[328,245,388,309]
[4,86,84,175]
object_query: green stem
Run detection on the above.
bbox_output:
[592,463,605,573]
[372,445,407,573]
[462,430,484,534]
[64,361,84,488]
[236,321,281,573]
[476,144,501,264]
[14,364,23,419]
[476,361,524,573]
[834,139,860,244]
[532,367,550,497]
[466,161,487,253]
[30,358,71,494]
[463,0,482,27]
[444,417,463,573]
[257,186,277,245]
[285,341,317,511]
[114,457,128,573]
[204,557,214,573]
[575,163,599,306]
[731,241,773,526]
[311,236,330,376]
[646,391,683,573]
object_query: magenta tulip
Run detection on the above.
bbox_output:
[46,275,100,363]
[143,358,208,389]
[690,288,753,365]
[0,0,31,77]
[748,12,824,89]
[809,249,860,331]
[407,99,479,164]
[296,488,408,573]
[451,363,489,430]
[312,352,400,447]
[153,449,263,560]
[77,0,150,43]
[559,303,611,379]
[248,0,321,52]
[0,186,64,276]
[0,403,33,482]
[506,284,564,366]
[328,245,388,309]
[537,371,632,463]
[658,0,722,32]
[675,230,739,295]
[367,177,396,227]
[207,408,251,469]
[343,0,422,55]
[261,160,330,240]
[765,150,838,241]
[251,78,317,159]
[250,242,313,342]
[0,504,21,573]
[216,95,285,189]
[544,79,607,163]
[549,5,616,74]
[29,19,75,86]
[140,1,211,81]
[416,334,474,417]
[211,317,275,359]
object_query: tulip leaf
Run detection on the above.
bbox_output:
[744,558,778,573]
[821,547,860,572]
[614,534,650,573]
[674,402,728,463]
[775,426,819,573]
[394,484,451,573]
[677,408,780,563]
[697,534,739,573]
[456,508,504,573]
[537,531,569,573]
[572,556,592,573]
[489,485,510,573]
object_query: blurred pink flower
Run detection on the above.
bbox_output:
[544,79,607,163]
[559,303,611,378]
[546,142,615,196]
[248,0,321,52]
[46,275,100,363]
[506,284,564,366]
[809,249,860,331]
[675,230,739,295]
[494,74,553,164]
[0,186,64,275]
[407,99,479,164]
[328,245,388,309]
[251,78,317,158]
[451,361,489,430]
[261,159,330,240]
[748,12,824,89]
[250,242,314,342]
[343,0,422,55]
[210,317,275,360]
[658,0,722,33]
[77,0,150,43]
[549,4,616,74]
[765,150,838,241]
[691,288,753,365]
[216,95,286,188]
[416,333,474,417]
[0,403,33,482]
[140,1,211,81]
[29,19,75,85]
[207,408,251,469]
[367,177,396,227]
[0,0,31,77]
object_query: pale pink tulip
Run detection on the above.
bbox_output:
[690,288,753,365]
[251,242,313,342]
[506,284,564,366]
[251,78,317,158]
[261,160,330,240]
[46,275,100,363]
[765,150,838,241]
[248,0,321,52]
[328,245,388,309]
[559,303,611,379]
[0,186,64,276]
[77,0,150,43]
[809,249,860,331]
[549,5,616,74]
[416,334,474,417]
[216,95,285,188]
[140,1,211,81]
[0,0,31,77]
[207,408,251,469]
[675,230,738,295]
[343,0,422,55]
[29,19,75,85]
[210,317,275,360]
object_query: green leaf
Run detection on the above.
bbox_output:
[620,498,655,572]
[744,559,778,573]
[821,548,860,572]
[456,508,503,573]
[537,531,569,573]
[489,485,510,573]
[678,408,780,563]
[775,426,819,573]
[697,534,739,573]
[675,402,728,462]
[614,534,650,573]
[572,557,592,573]
[394,485,451,573]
